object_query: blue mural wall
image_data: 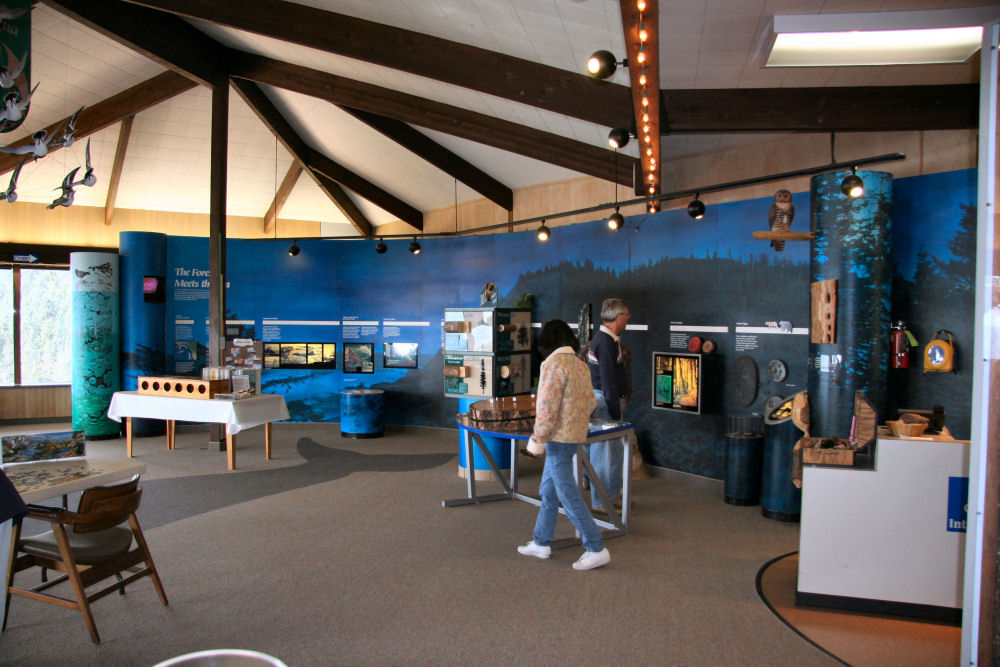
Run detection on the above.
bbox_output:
[150,168,977,480]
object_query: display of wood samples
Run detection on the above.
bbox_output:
[137,376,230,399]
[443,307,532,398]
[811,279,837,344]
[468,395,536,433]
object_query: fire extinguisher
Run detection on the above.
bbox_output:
[890,321,918,369]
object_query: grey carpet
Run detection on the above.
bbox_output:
[1,422,836,666]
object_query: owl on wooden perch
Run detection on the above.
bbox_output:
[768,189,794,253]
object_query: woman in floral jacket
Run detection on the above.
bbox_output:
[517,319,610,571]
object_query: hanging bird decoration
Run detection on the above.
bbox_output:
[0,127,50,159]
[74,138,96,187]
[0,4,31,20]
[0,82,35,126]
[768,189,795,253]
[0,155,25,202]
[0,47,26,89]
[49,106,83,149]
[47,166,79,209]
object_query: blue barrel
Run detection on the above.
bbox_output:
[457,397,511,479]
[340,389,385,438]
[761,418,802,522]
[725,434,763,505]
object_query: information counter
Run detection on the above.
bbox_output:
[797,429,969,622]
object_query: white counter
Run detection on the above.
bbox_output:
[797,432,969,621]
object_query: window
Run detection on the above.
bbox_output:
[0,265,72,386]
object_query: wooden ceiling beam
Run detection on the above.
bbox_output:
[42,0,228,87]
[229,78,381,236]
[620,0,660,203]
[662,84,979,132]
[229,53,635,188]
[121,0,635,129]
[310,171,376,233]
[338,106,513,212]
[0,71,195,176]
[262,162,302,235]
[105,116,135,226]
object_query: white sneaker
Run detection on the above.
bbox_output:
[517,540,551,559]
[572,548,611,571]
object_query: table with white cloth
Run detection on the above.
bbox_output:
[444,415,634,548]
[107,392,290,470]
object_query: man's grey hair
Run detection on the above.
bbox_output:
[601,298,629,322]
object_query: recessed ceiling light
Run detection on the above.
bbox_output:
[763,9,996,67]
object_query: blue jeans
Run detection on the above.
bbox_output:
[532,442,605,553]
[586,390,623,509]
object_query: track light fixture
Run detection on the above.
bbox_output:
[288,240,300,256]
[537,221,550,242]
[587,50,626,79]
[607,209,624,231]
[375,239,387,254]
[841,167,864,198]
[608,127,631,149]
[409,238,421,255]
[687,195,705,220]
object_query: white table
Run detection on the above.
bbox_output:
[107,392,290,470]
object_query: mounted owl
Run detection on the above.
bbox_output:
[768,189,794,252]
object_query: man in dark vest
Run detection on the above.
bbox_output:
[584,298,630,512]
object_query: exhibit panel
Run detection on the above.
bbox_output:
[797,433,970,621]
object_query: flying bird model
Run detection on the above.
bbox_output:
[75,138,96,187]
[47,167,79,209]
[0,156,25,202]
[0,82,36,125]
[49,106,83,149]
[0,47,26,89]
[0,128,50,159]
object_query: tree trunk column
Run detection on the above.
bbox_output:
[808,170,893,437]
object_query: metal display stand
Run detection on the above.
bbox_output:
[444,415,633,548]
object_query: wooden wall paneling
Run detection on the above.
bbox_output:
[0,386,72,420]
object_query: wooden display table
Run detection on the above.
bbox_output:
[107,392,290,470]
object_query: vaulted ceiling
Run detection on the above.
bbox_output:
[0,0,985,237]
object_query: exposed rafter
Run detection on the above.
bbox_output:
[263,162,302,234]
[0,71,195,176]
[105,116,134,226]
[228,53,635,187]
[338,106,514,212]
[620,0,660,204]
[122,0,635,129]
[229,78,384,235]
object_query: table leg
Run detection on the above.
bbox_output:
[126,417,133,458]
[166,420,176,450]
[265,422,272,460]
[226,428,236,470]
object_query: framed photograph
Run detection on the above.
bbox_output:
[263,343,281,368]
[651,351,702,414]
[344,342,375,374]
[383,342,418,369]
[280,343,308,367]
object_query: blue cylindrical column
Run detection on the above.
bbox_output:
[71,252,120,439]
[119,232,167,437]
[340,388,386,438]
[457,397,511,480]
[808,170,892,437]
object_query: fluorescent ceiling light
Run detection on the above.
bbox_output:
[763,8,998,67]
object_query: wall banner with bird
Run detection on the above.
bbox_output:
[0,0,31,133]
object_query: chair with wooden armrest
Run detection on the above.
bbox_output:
[5,475,168,643]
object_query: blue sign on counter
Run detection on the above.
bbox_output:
[947,476,969,533]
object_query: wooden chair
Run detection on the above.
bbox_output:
[5,476,168,643]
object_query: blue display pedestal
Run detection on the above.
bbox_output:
[457,397,511,480]
[761,419,802,522]
[340,389,385,438]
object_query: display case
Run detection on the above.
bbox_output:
[443,307,532,398]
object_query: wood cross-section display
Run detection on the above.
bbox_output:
[752,231,815,242]
[811,279,837,344]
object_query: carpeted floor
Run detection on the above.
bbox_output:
[0,421,955,665]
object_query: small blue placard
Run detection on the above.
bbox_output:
[947,476,969,533]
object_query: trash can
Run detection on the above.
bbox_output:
[340,388,385,438]
[724,414,763,505]
[761,412,802,522]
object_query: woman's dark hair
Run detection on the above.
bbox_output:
[537,319,579,358]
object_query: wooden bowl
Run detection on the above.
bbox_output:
[887,420,927,437]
